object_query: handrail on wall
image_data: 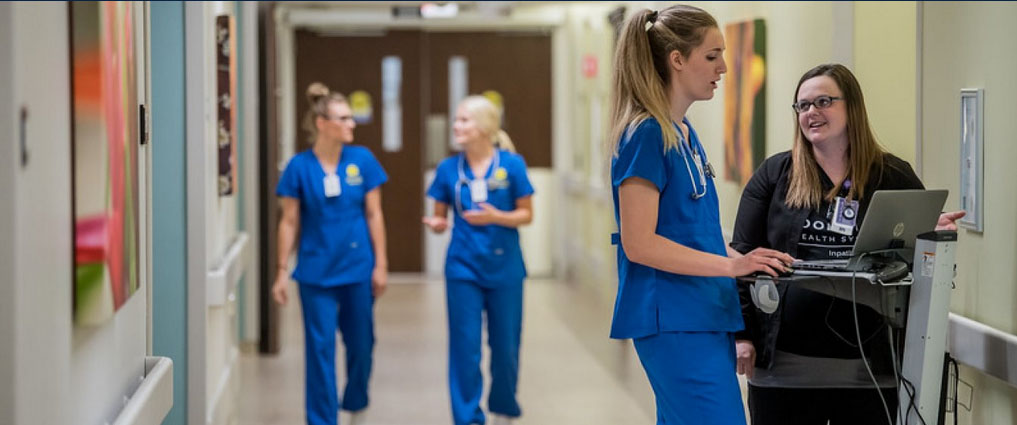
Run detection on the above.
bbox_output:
[111,356,173,425]
[948,313,1017,388]
[207,232,248,306]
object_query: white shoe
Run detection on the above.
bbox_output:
[348,409,367,425]
[490,414,515,425]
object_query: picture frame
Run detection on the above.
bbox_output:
[958,88,983,232]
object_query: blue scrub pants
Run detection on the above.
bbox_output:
[446,279,523,425]
[633,331,746,425]
[299,282,375,425]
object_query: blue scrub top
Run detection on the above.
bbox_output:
[610,118,743,339]
[276,146,388,287]
[427,149,534,286]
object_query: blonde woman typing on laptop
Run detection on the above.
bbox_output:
[609,5,794,424]
[730,64,964,425]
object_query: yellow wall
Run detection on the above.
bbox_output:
[921,3,1017,424]
[854,1,917,162]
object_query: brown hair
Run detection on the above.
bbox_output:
[302,82,348,142]
[608,5,718,155]
[786,64,886,209]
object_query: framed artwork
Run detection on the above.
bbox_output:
[723,18,767,186]
[216,14,237,196]
[70,1,140,325]
[958,88,983,232]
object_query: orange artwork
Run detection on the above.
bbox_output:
[723,19,766,186]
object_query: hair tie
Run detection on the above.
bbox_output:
[645,11,658,31]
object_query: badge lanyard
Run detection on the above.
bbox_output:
[454,151,500,215]
[323,173,341,197]
[827,179,858,236]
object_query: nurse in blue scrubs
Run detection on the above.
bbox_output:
[608,6,793,424]
[272,82,389,425]
[423,96,534,425]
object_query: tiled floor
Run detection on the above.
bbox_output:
[238,276,750,424]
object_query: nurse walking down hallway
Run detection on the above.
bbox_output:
[423,96,534,425]
[272,82,389,425]
[608,5,793,424]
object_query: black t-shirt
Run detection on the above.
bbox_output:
[778,187,885,358]
[796,197,856,260]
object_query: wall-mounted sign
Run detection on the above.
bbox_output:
[350,90,373,124]
[582,54,598,79]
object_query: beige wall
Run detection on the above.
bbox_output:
[854,1,917,161]
[921,3,1017,424]
[683,1,842,231]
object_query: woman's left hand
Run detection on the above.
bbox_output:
[462,203,501,226]
[936,210,967,231]
[372,267,388,297]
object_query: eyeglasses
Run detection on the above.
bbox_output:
[323,114,355,123]
[792,95,842,113]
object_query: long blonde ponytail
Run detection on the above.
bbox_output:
[608,5,718,155]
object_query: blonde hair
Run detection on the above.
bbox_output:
[608,5,718,156]
[786,64,886,209]
[302,82,349,142]
[458,95,516,153]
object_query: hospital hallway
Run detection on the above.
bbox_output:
[5,2,1017,425]
[238,277,669,424]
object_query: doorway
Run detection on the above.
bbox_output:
[293,29,552,272]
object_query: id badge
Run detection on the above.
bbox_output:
[323,173,341,198]
[829,196,858,236]
[469,179,488,203]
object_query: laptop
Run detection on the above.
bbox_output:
[791,189,948,273]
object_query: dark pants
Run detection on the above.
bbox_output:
[748,384,898,425]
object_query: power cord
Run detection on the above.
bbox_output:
[888,324,928,425]
[824,284,885,348]
[898,374,928,425]
[852,272,894,425]
[887,326,902,422]
[948,354,959,424]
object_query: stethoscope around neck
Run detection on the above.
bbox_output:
[675,121,716,200]
[454,150,500,215]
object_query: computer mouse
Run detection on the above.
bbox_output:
[755,268,793,279]
[876,260,909,282]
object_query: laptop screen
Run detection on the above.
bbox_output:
[851,189,948,256]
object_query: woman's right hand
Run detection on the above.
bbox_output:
[272,274,289,305]
[735,339,756,378]
[422,216,449,233]
[729,247,794,277]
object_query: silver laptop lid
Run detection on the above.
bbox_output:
[851,189,948,256]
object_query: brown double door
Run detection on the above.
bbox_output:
[294,29,551,272]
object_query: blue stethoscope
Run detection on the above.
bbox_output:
[454,150,501,215]
[675,122,716,200]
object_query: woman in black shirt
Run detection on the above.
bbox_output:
[730,63,964,425]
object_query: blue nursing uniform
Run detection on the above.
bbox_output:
[277,146,388,425]
[427,149,534,425]
[610,118,746,425]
